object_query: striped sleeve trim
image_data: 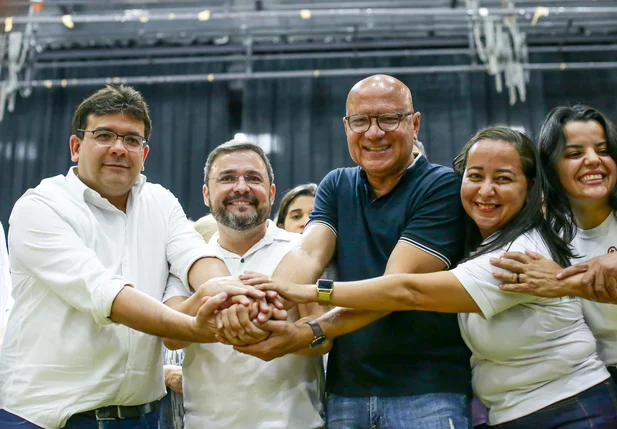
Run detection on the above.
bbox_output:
[398,237,451,268]
[306,220,338,237]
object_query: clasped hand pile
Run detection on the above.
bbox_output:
[191,272,321,361]
[198,272,313,346]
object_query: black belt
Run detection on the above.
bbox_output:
[79,401,158,420]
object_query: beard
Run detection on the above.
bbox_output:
[210,194,270,231]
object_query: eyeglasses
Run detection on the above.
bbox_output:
[208,174,266,186]
[79,129,148,152]
[344,112,413,133]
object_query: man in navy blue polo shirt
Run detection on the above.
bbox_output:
[236,74,471,428]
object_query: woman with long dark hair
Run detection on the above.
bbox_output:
[493,105,617,384]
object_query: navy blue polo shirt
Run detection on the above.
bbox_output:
[309,155,471,397]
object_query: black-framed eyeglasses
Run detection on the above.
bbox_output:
[78,129,148,152]
[344,112,413,133]
[208,174,266,186]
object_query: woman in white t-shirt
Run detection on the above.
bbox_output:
[491,105,617,384]
[254,126,617,428]
[540,106,617,382]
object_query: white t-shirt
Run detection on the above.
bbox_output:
[451,230,609,425]
[571,213,617,366]
[0,168,214,429]
[179,221,325,429]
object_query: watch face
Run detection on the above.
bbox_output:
[317,279,334,290]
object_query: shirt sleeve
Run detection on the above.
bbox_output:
[8,195,128,326]
[450,233,549,319]
[399,171,466,268]
[0,221,10,322]
[163,191,221,288]
[306,169,339,236]
[162,273,192,303]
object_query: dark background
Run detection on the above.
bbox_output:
[2,52,617,230]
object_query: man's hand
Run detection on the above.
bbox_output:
[232,318,314,361]
[164,365,183,394]
[489,250,573,298]
[215,302,270,346]
[556,253,617,304]
[189,292,229,342]
[215,299,288,346]
[197,276,266,307]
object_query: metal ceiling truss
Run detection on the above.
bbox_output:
[1,0,617,120]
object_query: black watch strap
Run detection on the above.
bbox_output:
[307,320,326,348]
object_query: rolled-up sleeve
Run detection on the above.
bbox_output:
[9,196,127,325]
[164,194,220,287]
[162,273,191,302]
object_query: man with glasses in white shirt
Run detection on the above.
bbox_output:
[0,85,259,429]
[163,140,326,429]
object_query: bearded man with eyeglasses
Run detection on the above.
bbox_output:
[235,74,472,429]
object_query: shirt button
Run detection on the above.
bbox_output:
[240,258,245,263]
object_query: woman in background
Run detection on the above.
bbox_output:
[275,183,317,234]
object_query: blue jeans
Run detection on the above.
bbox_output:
[0,409,159,429]
[326,392,471,429]
[490,379,617,429]
[0,410,42,428]
[158,390,184,429]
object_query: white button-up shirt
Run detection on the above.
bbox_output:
[0,168,212,429]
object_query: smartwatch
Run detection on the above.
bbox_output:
[317,278,334,305]
[306,320,326,348]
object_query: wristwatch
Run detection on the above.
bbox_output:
[306,320,326,348]
[316,278,334,305]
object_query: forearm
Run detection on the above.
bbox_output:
[328,274,419,311]
[188,257,231,290]
[110,286,215,343]
[163,337,191,350]
[165,292,205,316]
[315,307,390,340]
[294,339,333,356]
[319,272,478,313]
[273,247,326,284]
[569,273,605,301]
[273,224,336,284]
[292,306,334,356]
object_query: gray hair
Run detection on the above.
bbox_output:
[204,140,274,185]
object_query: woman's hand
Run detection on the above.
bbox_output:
[490,250,571,298]
[240,271,318,304]
[557,252,617,304]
